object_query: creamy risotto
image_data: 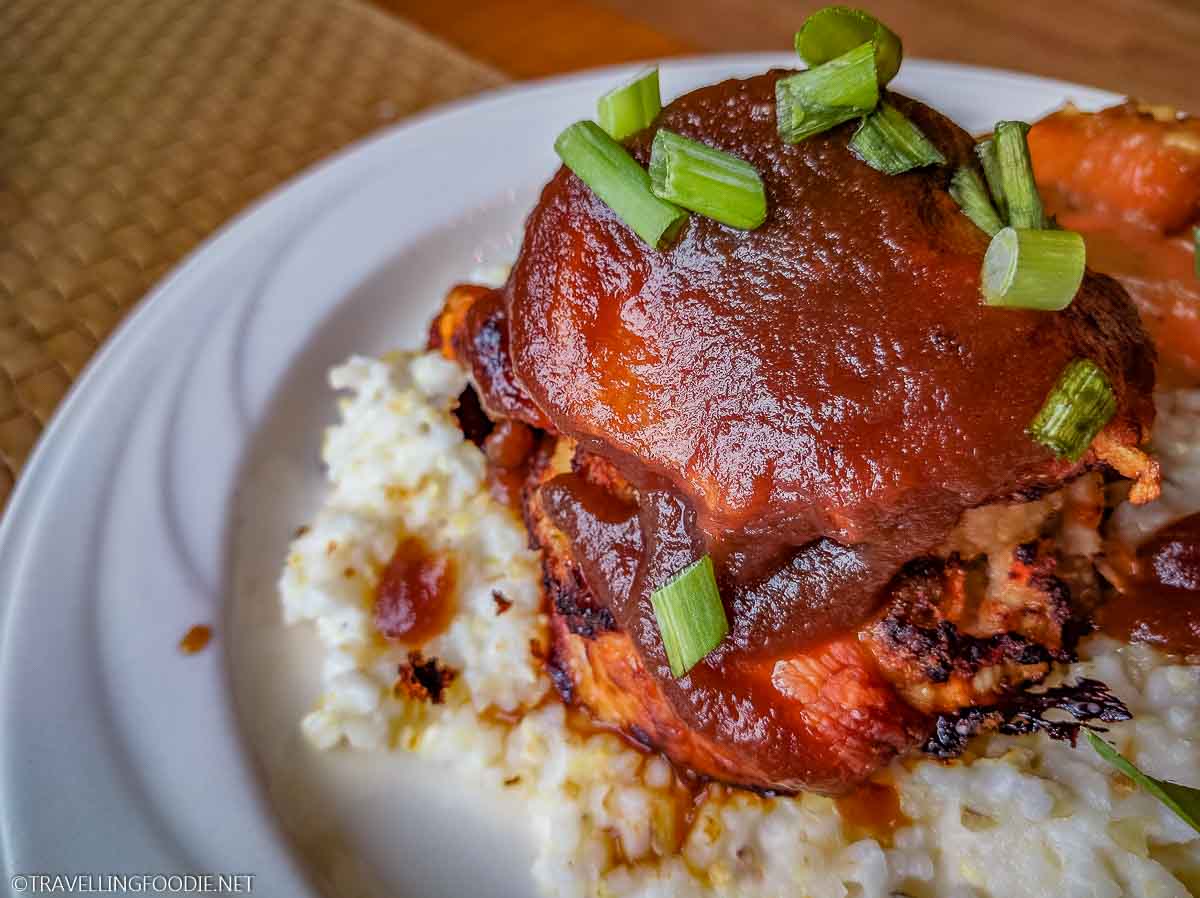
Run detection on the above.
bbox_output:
[279,350,1200,898]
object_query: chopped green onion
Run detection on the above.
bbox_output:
[554,120,688,249]
[649,130,767,230]
[794,5,903,85]
[775,41,879,144]
[982,227,1086,311]
[975,138,1008,224]
[949,167,1003,236]
[849,101,946,175]
[992,121,1046,229]
[1028,359,1116,462]
[598,67,662,141]
[650,555,729,678]
[1087,732,1200,835]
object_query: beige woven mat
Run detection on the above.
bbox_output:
[0,0,504,506]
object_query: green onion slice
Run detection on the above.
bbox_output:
[1028,359,1116,462]
[554,120,688,249]
[794,5,903,85]
[1087,732,1200,835]
[598,67,662,141]
[992,120,1046,229]
[649,130,767,230]
[775,41,879,144]
[982,227,1086,311]
[849,102,946,175]
[975,138,1008,224]
[949,167,1003,236]
[650,555,729,678]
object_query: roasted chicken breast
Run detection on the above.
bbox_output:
[431,72,1158,794]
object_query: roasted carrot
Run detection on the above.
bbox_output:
[1029,101,1200,235]
[1030,102,1200,388]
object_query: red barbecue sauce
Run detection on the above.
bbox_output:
[483,418,536,509]
[835,779,909,847]
[1099,514,1200,655]
[374,538,456,644]
[178,624,212,654]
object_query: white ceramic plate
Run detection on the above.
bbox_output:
[0,55,1120,896]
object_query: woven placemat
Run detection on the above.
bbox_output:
[0,0,505,507]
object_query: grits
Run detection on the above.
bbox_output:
[280,351,1200,898]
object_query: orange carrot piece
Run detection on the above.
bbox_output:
[1028,102,1200,235]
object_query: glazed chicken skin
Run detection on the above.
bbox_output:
[433,72,1158,794]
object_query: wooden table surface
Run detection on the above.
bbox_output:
[373,0,1200,113]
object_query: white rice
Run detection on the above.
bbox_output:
[280,352,547,751]
[280,351,1200,898]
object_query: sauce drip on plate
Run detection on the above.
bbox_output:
[178,624,212,654]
